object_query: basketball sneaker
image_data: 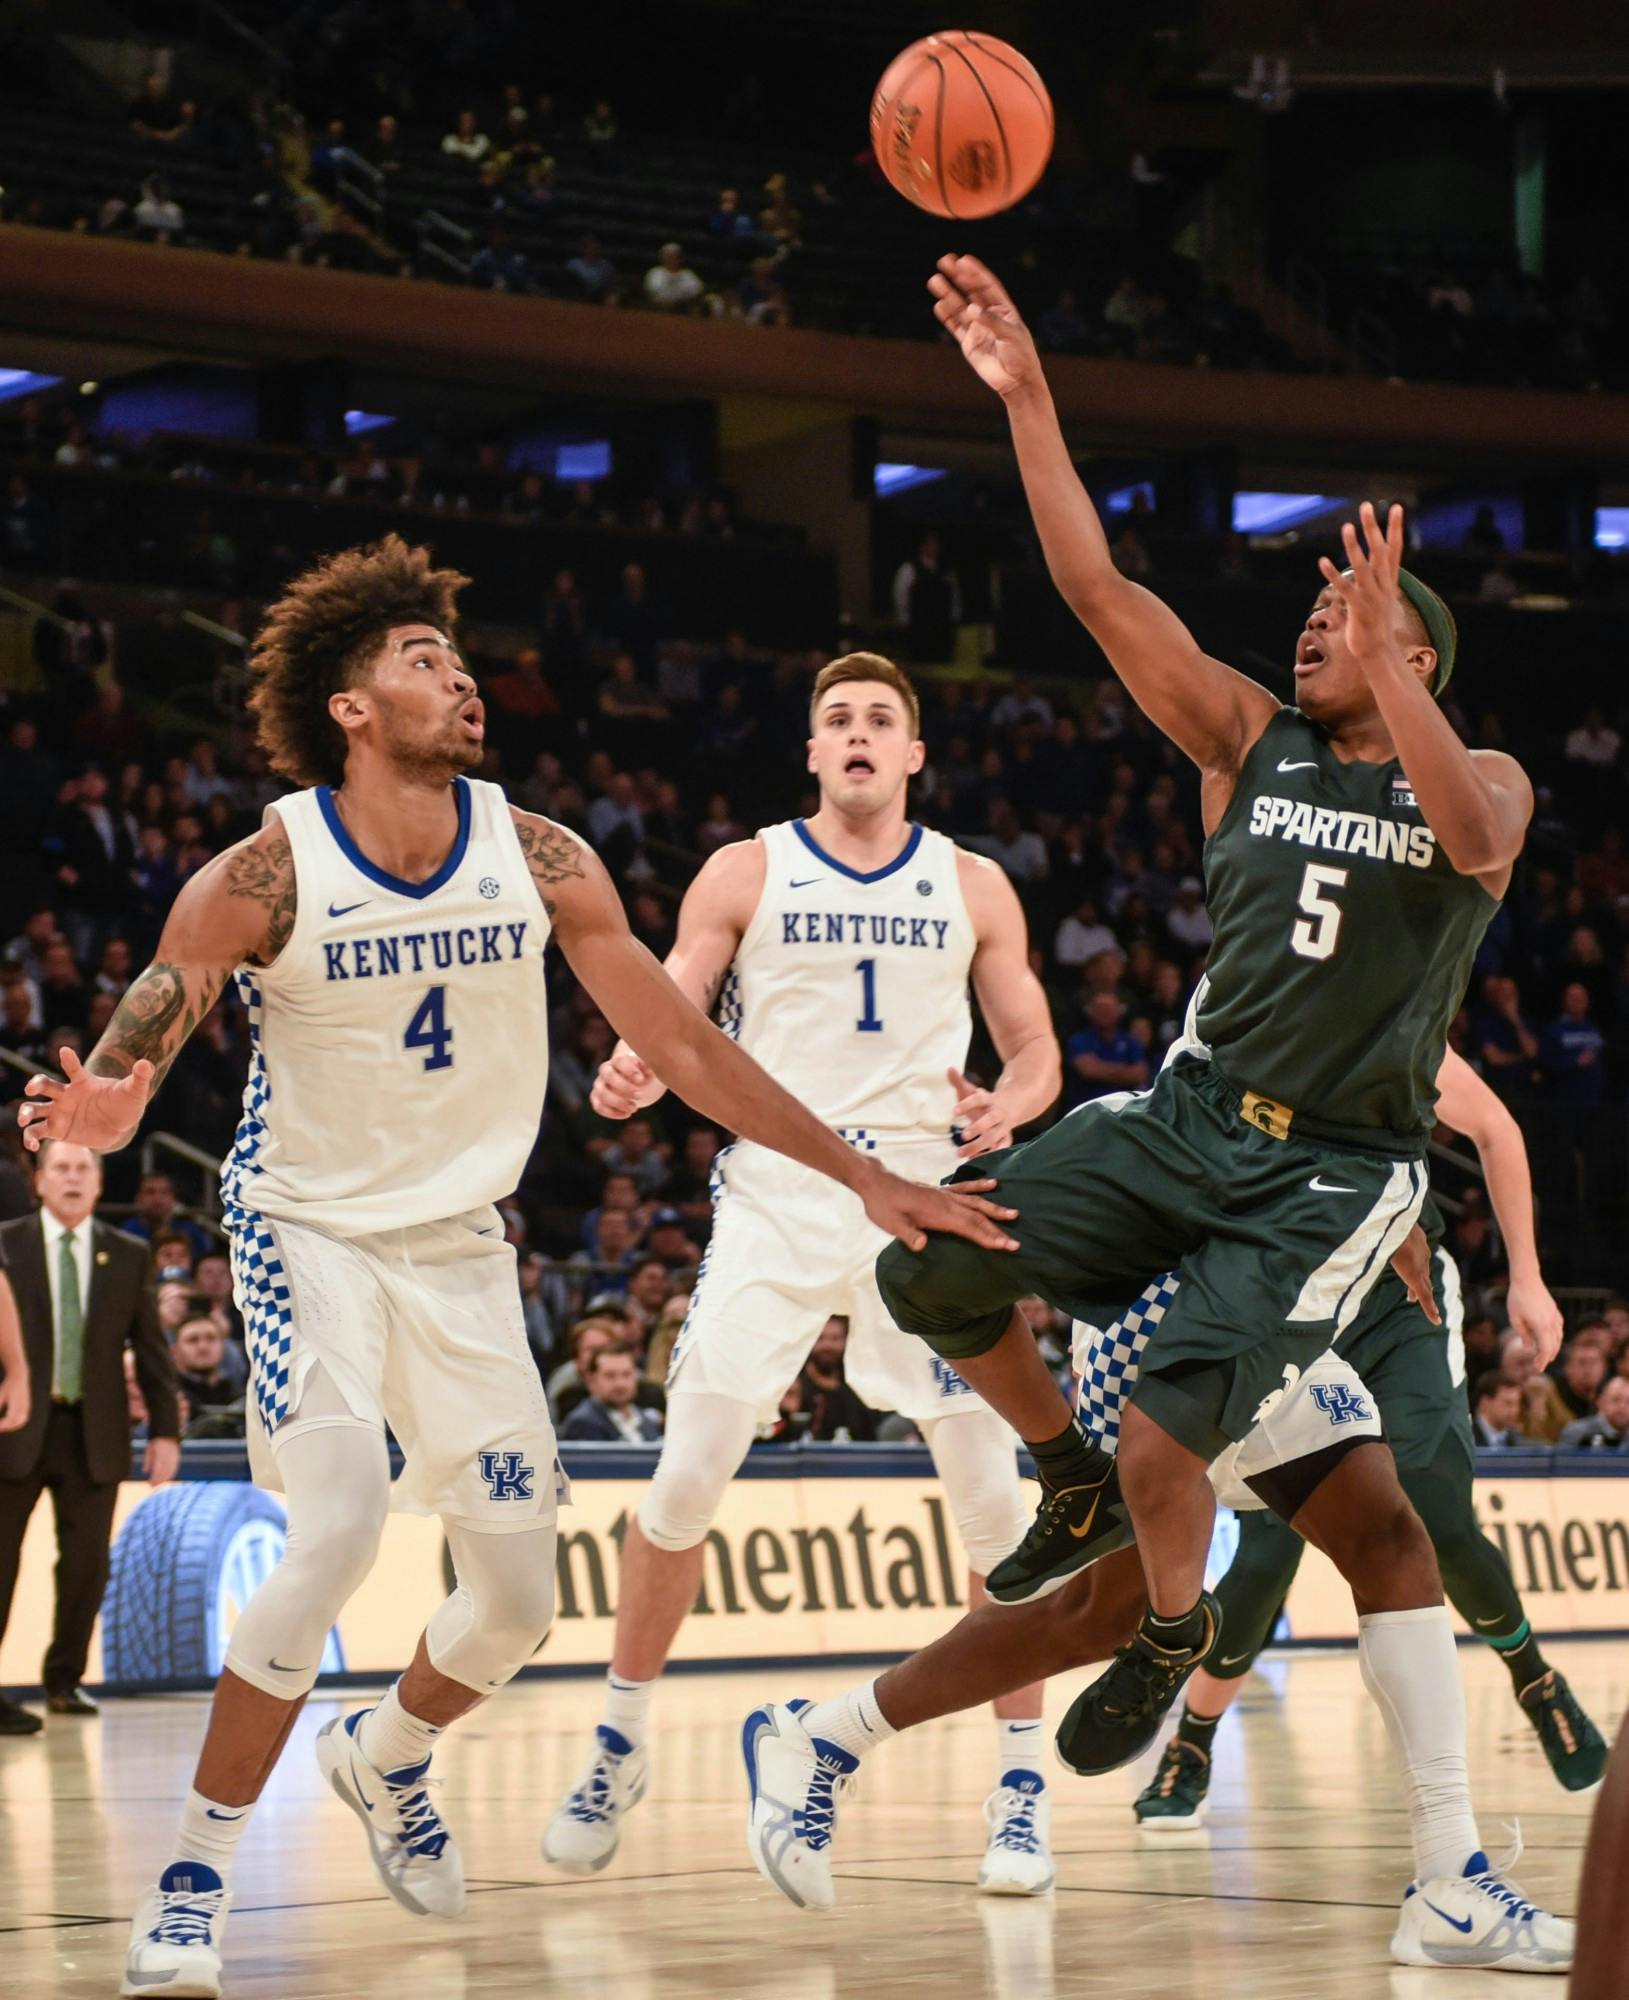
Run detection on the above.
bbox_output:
[984,1457,1132,1604]
[1133,1736,1211,1830]
[1391,1838,1574,1972]
[741,1698,858,1911]
[1518,1669,1608,1792]
[542,1725,650,1873]
[315,1709,464,1917]
[977,1772,1055,1894]
[120,1860,230,1999]
[1055,1595,1222,1777]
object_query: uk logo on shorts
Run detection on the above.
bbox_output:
[1309,1382,1371,1427]
[478,1450,536,1500]
[931,1355,972,1400]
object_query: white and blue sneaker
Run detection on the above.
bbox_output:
[542,1725,650,1874]
[978,1771,1055,1895]
[741,1698,857,1911]
[120,1860,230,1998]
[315,1709,465,1918]
[1391,1837,1574,1972]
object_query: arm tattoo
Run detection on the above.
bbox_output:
[512,813,586,920]
[223,831,298,963]
[87,963,228,1091]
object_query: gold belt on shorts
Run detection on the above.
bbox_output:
[1238,1088,1294,1142]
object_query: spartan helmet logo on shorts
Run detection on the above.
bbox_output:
[950,138,1000,192]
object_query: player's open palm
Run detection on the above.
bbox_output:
[1318,500,1406,663]
[862,1167,1018,1256]
[20,1048,154,1154]
[590,1042,666,1119]
[928,254,1037,399]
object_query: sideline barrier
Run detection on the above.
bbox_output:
[2,1443,1625,1693]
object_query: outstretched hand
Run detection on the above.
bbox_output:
[1317,501,1407,665]
[949,1066,1014,1159]
[1389,1223,1442,1326]
[860,1167,1019,1256]
[19,1048,154,1154]
[928,254,1039,399]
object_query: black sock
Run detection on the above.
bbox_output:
[1143,1600,1208,1654]
[1028,1415,1110,1493]
[1490,1624,1549,1694]
[1175,1706,1221,1752]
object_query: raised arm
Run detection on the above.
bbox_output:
[20,822,294,1154]
[1433,1044,1560,1366]
[954,850,1061,1156]
[512,810,1018,1254]
[930,254,1278,788]
[1320,503,1532,894]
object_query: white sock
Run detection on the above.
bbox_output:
[172,1786,255,1884]
[1358,1607,1482,1883]
[357,1684,444,1776]
[603,1670,657,1747]
[797,1678,898,1762]
[995,1715,1047,1782]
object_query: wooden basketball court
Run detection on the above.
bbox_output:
[6,1639,1619,1998]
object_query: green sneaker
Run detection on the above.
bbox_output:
[1133,1737,1211,1831]
[1518,1670,1608,1792]
[985,1453,1132,1605]
[1056,1594,1222,1777]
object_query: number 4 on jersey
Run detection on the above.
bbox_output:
[405,985,454,1069]
[1291,862,1347,961]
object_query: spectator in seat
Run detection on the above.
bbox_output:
[546,1317,622,1422]
[645,243,705,314]
[560,1344,663,1443]
[1054,897,1117,971]
[133,177,185,239]
[1471,1370,1529,1449]
[1067,991,1150,1104]
[582,99,619,150]
[644,1206,701,1274]
[797,1317,875,1441]
[623,1256,673,1338]
[564,235,617,305]
[488,648,560,727]
[121,1171,211,1261]
[1165,876,1213,954]
[1472,974,1539,1100]
[1558,1375,1629,1452]
[971,799,1047,885]
[1037,289,1091,353]
[1564,706,1621,769]
[128,73,187,143]
[892,533,961,661]
[441,110,491,163]
[1556,1338,1608,1423]
[602,1116,669,1197]
[708,188,757,243]
[171,1314,241,1419]
[368,114,404,172]
[1540,982,1605,1106]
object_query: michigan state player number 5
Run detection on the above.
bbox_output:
[1290,863,1348,962]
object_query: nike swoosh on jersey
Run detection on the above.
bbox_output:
[1276,759,1319,772]
[1423,1901,1476,1935]
[788,877,823,888]
[1308,1176,1358,1193]
[327,899,370,918]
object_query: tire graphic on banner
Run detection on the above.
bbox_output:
[100,1482,345,1685]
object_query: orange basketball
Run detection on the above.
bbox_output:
[870,31,1053,220]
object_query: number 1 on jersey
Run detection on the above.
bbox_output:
[855,958,883,1034]
[405,985,454,1070]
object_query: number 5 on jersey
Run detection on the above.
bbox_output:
[405,985,454,1069]
[1291,862,1347,961]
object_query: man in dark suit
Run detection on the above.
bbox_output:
[0,1138,179,1732]
[559,1344,663,1443]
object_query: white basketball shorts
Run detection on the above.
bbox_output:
[1072,1272,1383,1512]
[669,1134,992,1426]
[227,1199,562,1530]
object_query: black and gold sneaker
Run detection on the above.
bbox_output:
[1133,1736,1211,1830]
[985,1453,1132,1605]
[1518,1670,1608,1792]
[1056,1594,1222,1777]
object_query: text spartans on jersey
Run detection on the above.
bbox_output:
[1247,795,1437,870]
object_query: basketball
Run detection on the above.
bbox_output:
[870,31,1053,220]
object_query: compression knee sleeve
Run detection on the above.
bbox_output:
[225,1419,390,1699]
[1205,1507,1304,1680]
[425,1520,558,1694]
[922,1408,1029,1576]
[635,1392,759,1552]
[1400,1463,1525,1640]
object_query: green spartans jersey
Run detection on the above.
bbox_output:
[1197,709,1499,1154]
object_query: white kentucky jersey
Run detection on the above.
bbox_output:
[221,777,550,1236]
[726,819,975,1139]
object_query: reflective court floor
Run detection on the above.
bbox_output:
[4,1639,1621,1999]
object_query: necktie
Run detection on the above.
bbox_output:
[56,1229,84,1404]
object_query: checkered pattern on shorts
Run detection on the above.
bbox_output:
[838,1127,880,1152]
[1075,1270,1183,1450]
[227,1206,297,1431]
